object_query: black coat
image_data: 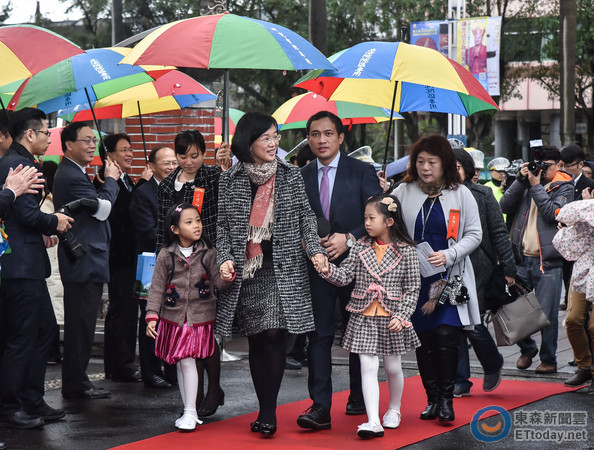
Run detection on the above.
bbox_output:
[0,143,58,280]
[129,177,158,254]
[573,174,594,201]
[54,157,119,284]
[0,189,15,218]
[94,171,137,267]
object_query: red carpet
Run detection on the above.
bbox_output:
[114,377,577,449]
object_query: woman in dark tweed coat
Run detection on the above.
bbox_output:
[216,112,326,436]
[156,130,229,418]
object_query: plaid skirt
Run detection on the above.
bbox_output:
[342,313,421,356]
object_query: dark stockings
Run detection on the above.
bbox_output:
[248,329,286,425]
[196,342,222,411]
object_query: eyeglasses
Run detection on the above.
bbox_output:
[258,135,281,145]
[33,129,51,137]
[76,138,99,145]
[562,162,578,168]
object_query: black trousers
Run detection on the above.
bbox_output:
[306,264,362,410]
[138,299,176,383]
[104,265,138,378]
[0,279,57,413]
[62,281,102,394]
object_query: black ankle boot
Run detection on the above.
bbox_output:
[420,402,439,420]
[438,397,455,421]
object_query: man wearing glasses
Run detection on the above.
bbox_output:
[53,122,121,400]
[0,108,73,429]
[500,146,574,375]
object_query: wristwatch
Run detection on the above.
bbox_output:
[345,233,354,248]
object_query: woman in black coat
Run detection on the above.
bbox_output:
[453,148,517,396]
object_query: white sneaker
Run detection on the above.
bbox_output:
[176,413,202,431]
[357,421,384,438]
[382,409,401,429]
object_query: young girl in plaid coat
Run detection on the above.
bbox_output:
[318,194,421,438]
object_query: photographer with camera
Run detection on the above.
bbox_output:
[500,145,573,374]
[0,108,73,429]
[53,122,121,400]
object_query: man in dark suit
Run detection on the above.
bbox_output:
[54,122,120,399]
[0,108,73,428]
[129,145,178,388]
[297,111,382,429]
[95,133,151,382]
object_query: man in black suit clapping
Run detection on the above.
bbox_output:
[0,108,73,428]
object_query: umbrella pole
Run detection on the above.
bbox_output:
[84,87,106,162]
[137,101,148,163]
[0,97,9,125]
[222,69,230,144]
[382,81,399,170]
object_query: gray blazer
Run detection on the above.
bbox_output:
[393,182,482,328]
[215,158,325,337]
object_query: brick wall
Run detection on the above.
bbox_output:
[123,107,216,181]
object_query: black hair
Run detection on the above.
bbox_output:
[103,133,131,153]
[306,110,343,136]
[560,144,586,164]
[9,107,46,141]
[231,112,278,163]
[0,110,13,135]
[41,160,59,193]
[61,122,90,153]
[453,148,475,183]
[365,194,416,247]
[164,203,211,248]
[149,145,172,164]
[538,145,560,162]
[174,130,206,156]
[296,143,315,168]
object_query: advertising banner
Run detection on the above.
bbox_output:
[411,20,449,57]
[457,16,502,96]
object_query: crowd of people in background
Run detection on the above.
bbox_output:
[0,106,592,443]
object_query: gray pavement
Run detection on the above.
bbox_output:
[1,308,592,449]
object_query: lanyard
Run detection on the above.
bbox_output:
[420,196,439,241]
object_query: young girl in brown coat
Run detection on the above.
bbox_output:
[318,194,421,438]
[146,203,233,431]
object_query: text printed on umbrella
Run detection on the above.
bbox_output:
[425,86,437,109]
[353,49,376,77]
[90,59,111,81]
[270,27,312,65]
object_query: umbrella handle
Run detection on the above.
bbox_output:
[84,87,106,162]
[137,101,148,163]
[382,81,399,168]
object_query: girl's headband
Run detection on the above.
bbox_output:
[380,196,398,212]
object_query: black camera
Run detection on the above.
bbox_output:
[57,198,99,261]
[517,145,548,183]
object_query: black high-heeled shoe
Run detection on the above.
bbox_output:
[260,423,277,436]
[250,420,262,432]
[197,388,225,417]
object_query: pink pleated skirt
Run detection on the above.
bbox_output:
[154,320,215,365]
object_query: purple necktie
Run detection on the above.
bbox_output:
[320,166,331,220]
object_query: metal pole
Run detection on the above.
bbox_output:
[137,101,148,163]
[84,87,106,162]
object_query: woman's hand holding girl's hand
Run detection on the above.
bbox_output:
[220,260,235,281]
[146,321,158,339]
[311,254,328,274]
[388,316,403,333]
[427,250,446,267]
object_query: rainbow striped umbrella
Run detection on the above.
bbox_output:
[0,24,84,89]
[294,41,498,165]
[120,12,334,142]
[8,47,173,112]
[273,92,402,131]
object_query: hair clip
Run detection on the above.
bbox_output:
[380,196,397,212]
[175,206,183,212]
